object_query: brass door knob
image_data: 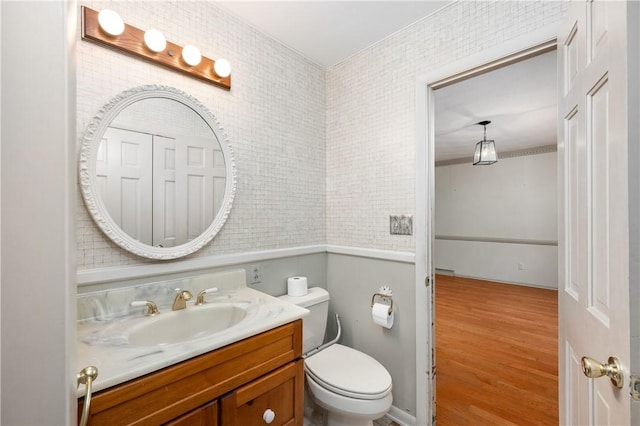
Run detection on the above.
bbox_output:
[581,356,623,389]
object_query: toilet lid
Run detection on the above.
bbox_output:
[305,344,392,399]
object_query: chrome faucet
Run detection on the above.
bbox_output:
[172,289,193,311]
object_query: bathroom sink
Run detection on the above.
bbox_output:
[127,303,248,346]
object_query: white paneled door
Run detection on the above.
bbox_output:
[99,129,225,248]
[558,1,631,424]
[97,127,153,244]
[151,134,225,247]
[174,135,226,243]
[152,135,178,247]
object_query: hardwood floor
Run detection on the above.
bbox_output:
[435,274,558,426]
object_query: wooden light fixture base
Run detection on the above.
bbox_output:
[81,6,231,91]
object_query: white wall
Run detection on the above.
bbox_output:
[325,1,566,252]
[326,254,416,420]
[1,1,77,424]
[325,2,566,421]
[77,0,326,272]
[434,152,558,288]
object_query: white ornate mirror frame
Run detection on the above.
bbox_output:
[79,85,236,260]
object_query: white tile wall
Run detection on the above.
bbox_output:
[326,0,567,252]
[77,1,326,270]
[78,0,567,271]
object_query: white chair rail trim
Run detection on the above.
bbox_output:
[77,245,416,286]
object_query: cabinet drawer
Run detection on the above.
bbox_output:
[220,360,304,426]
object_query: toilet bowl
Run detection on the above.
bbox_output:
[278,288,393,426]
[305,344,393,426]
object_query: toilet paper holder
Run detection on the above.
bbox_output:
[371,292,393,314]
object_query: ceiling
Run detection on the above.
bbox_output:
[435,50,557,163]
[215,1,557,162]
[216,1,450,68]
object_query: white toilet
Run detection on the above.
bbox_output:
[279,287,393,426]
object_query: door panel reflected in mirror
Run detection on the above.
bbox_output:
[80,86,236,260]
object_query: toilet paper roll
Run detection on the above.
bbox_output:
[287,276,308,297]
[372,302,394,329]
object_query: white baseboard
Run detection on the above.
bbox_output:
[442,272,559,290]
[386,405,417,426]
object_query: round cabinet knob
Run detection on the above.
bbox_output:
[262,408,275,424]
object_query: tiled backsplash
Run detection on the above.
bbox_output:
[78,269,247,321]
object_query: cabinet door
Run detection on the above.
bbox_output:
[220,361,303,426]
[163,401,218,426]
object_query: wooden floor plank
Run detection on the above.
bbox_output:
[435,275,558,426]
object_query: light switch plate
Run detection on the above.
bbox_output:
[390,215,413,235]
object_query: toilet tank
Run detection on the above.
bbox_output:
[278,287,330,353]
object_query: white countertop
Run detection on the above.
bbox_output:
[77,286,308,396]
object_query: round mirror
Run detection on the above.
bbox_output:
[80,85,236,260]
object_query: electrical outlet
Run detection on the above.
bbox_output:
[518,262,525,270]
[250,264,262,284]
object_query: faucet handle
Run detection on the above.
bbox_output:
[130,300,159,316]
[195,287,219,305]
[171,289,192,311]
[174,288,193,299]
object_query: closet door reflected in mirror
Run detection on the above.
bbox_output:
[80,86,236,260]
[98,127,226,248]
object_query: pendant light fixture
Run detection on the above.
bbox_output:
[473,120,498,165]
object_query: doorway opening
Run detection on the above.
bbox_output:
[413,32,559,425]
[432,47,559,425]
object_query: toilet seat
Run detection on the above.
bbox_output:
[304,344,392,400]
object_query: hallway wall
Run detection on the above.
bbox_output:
[435,152,558,288]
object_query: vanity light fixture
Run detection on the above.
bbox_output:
[213,58,232,78]
[181,45,202,67]
[473,120,498,165]
[97,9,124,36]
[81,6,231,90]
[143,29,166,53]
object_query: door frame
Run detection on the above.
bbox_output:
[414,25,559,425]
[631,1,640,423]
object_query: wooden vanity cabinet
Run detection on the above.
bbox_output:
[78,320,303,426]
[164,401,218,426]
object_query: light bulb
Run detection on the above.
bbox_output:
[144,29,166,53]
[98,9,124,36]
[213,58,231,78]
[182,45,202,67]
